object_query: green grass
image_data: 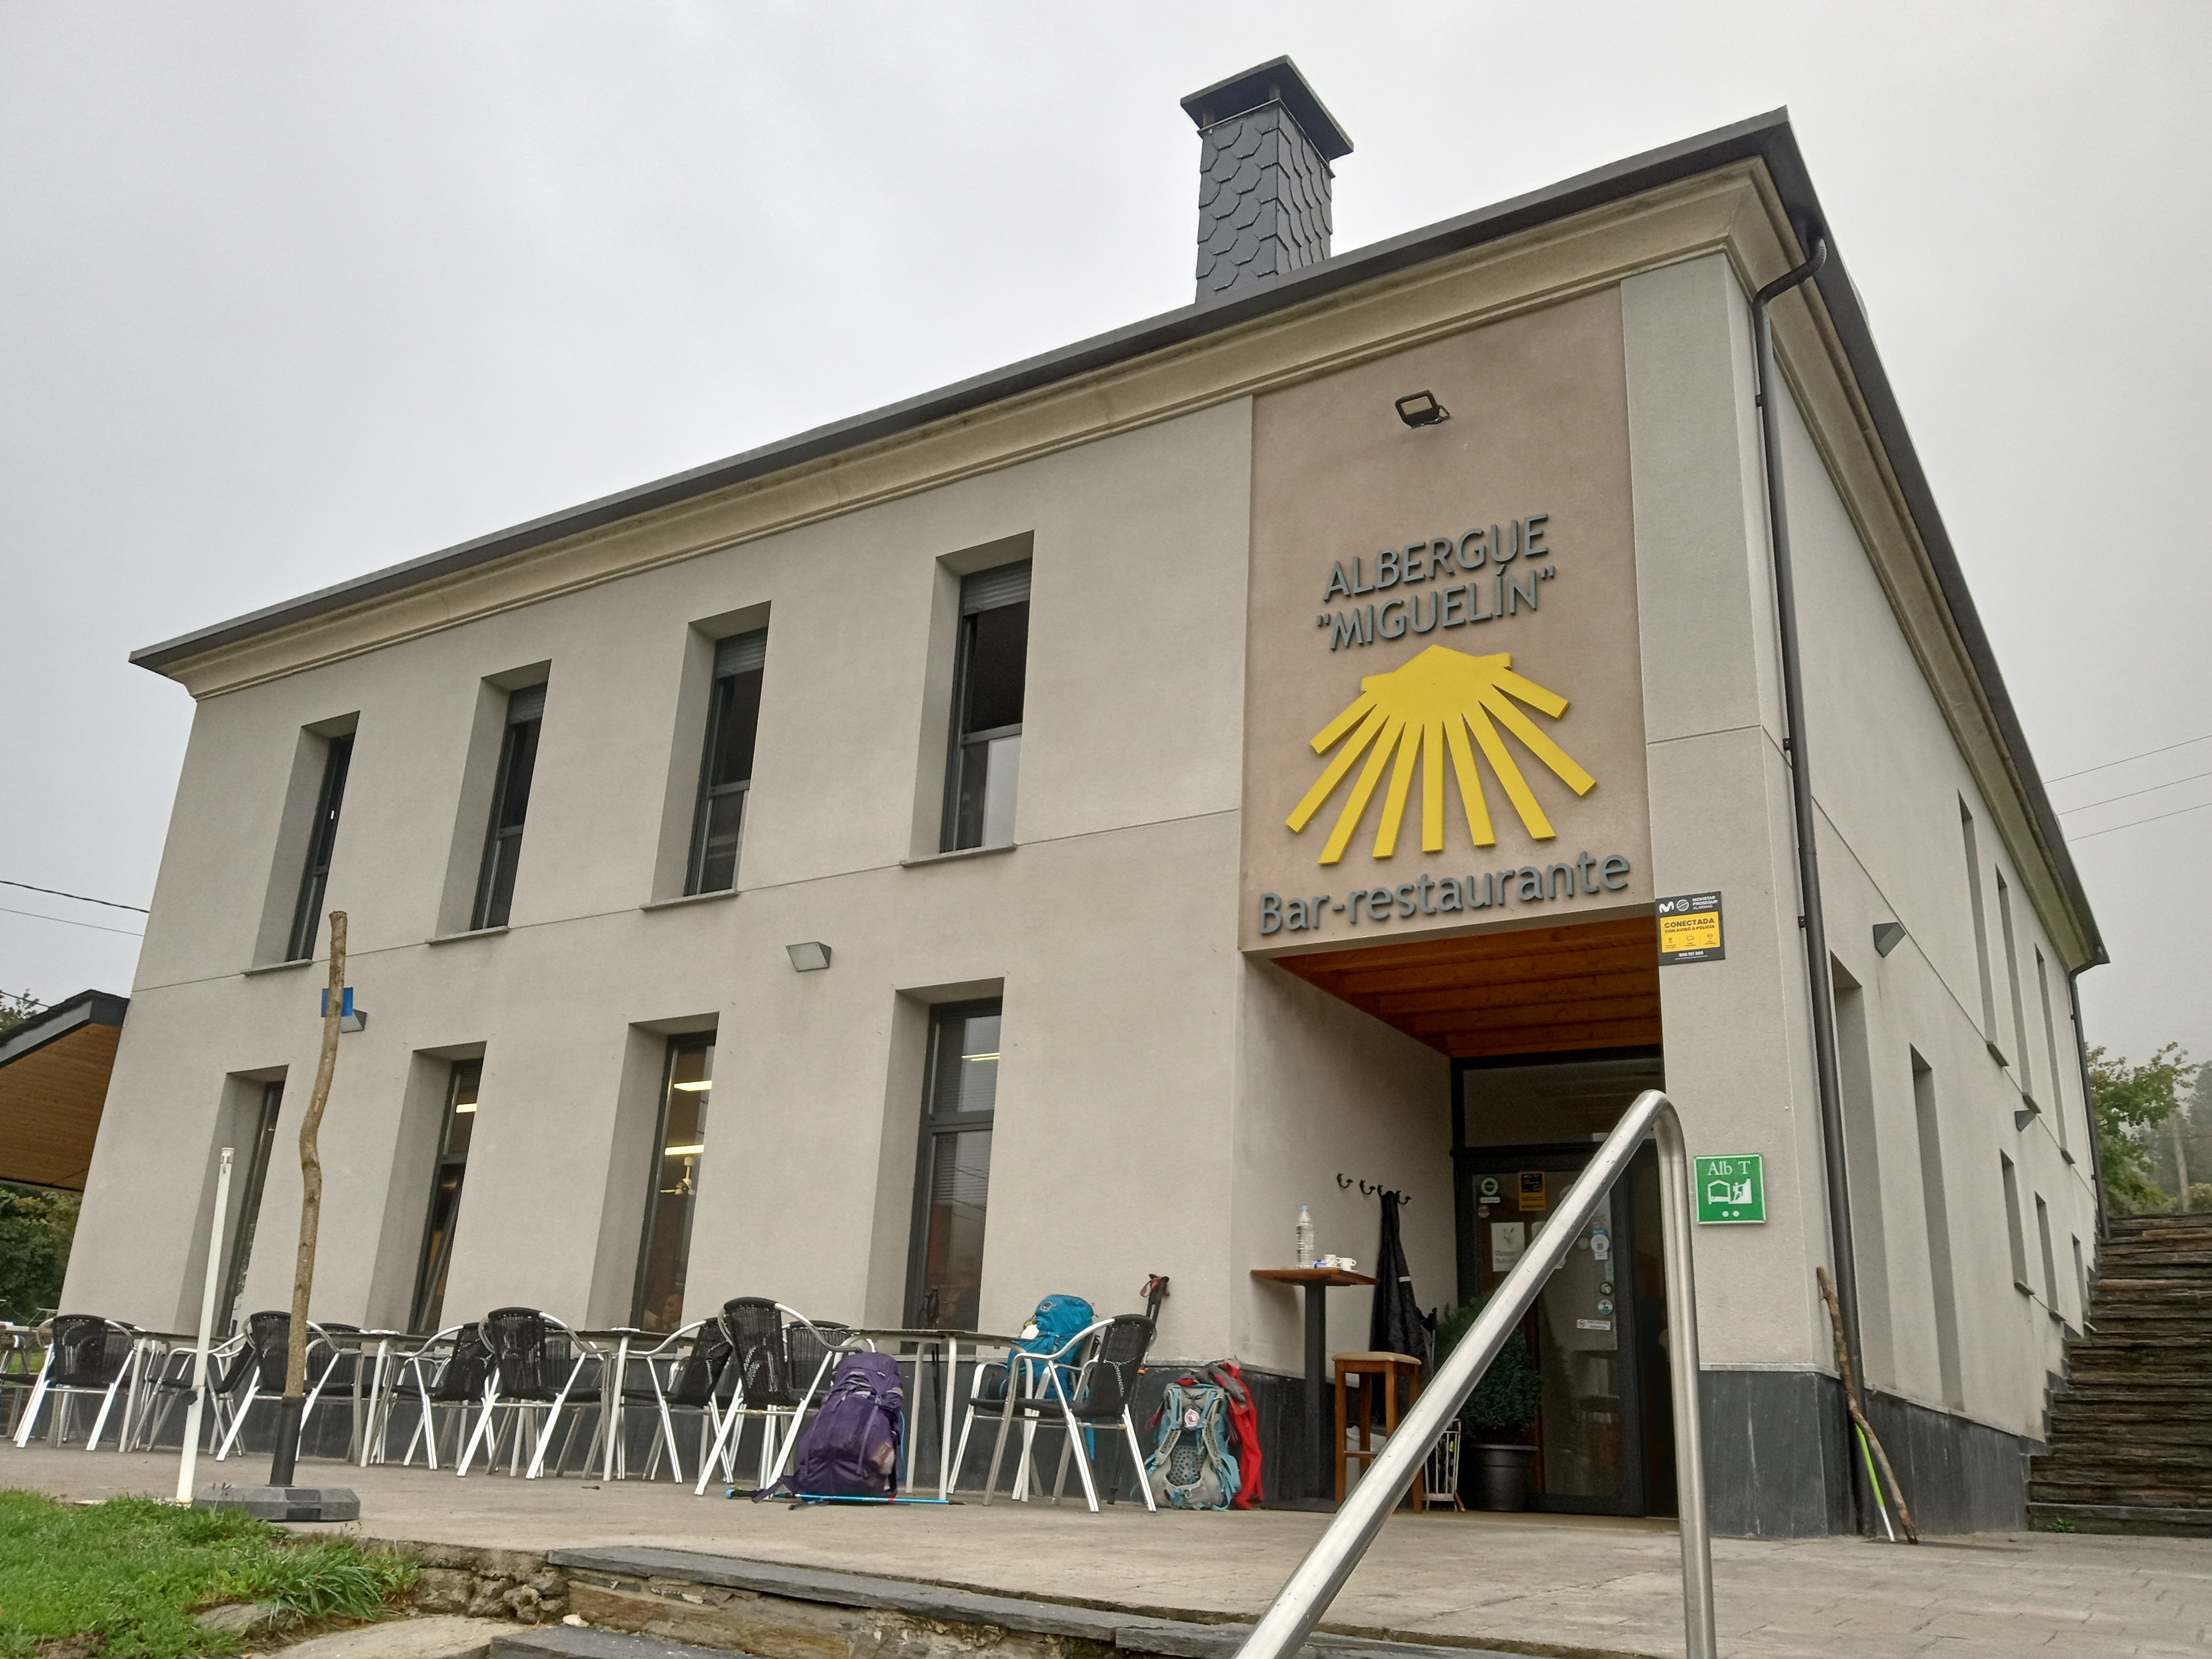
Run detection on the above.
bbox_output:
[0,1491,416,1659]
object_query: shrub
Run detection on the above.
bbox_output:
[1432,1299,1543,1433]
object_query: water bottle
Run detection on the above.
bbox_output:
[1296,1203,1316,1268]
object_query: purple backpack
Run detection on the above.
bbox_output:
[786,1351,904,1499]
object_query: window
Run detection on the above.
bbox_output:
[1959,801,1997,1045]
[908,1002,1001,1328]
[2035,949,2068,1148]
[286,735,353,961]
[2072,1235,2088,1322]
[2000,1152,2030,1293]
[688,634,765,894]
[633,1035,713,1333]
[410,1060,480,1333]
[2034,1192,2060,1317]
[222,1080,285,1331]
[1996,872,2029,1088]
[1912,1052,1963,1408]
[943,564,1030,851]
[471,685,544,931]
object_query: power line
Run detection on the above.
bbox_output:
[2046,732,2212,784]
[2070,799,2212,843]
[0,904,144,939]
[2058,767,2212,815]
[0,878,149,914]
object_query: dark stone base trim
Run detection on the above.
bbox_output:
[2026,1502,2212,1537]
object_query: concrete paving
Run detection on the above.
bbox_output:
[5,1444,2209,1658]
[262,1617,507,1659]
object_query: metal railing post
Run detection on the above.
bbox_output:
[1235,1090,1715,1659]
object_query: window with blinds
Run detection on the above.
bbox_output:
[943,562,1030,852]
[688,631,767,893]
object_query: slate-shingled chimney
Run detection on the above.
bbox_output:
[1182,57,1353,302]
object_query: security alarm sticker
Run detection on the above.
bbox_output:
[1694,1153,1766,1224]
[1656,891,1724,963]
[1518,1170,1546,1212]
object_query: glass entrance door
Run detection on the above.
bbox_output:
[1455,1053,1676,1516]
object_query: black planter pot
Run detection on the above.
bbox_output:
[1468,1442,1535,1511]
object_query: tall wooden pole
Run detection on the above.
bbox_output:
[269,911,345,1485]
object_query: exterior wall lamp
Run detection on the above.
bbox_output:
[785,941,832,972]
[1871,921,1907,957]
[1394,390,1449,428]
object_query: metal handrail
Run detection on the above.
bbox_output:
[1236,1089,1715,1659]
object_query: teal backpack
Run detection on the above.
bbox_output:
[1146,1379,1241,1509]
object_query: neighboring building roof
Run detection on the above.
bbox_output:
[122,107,2102,967]
[0,990,129,1191]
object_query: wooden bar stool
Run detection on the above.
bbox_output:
[1333,1349,1424,1506]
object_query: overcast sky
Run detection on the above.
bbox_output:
[3,2,2206,1071]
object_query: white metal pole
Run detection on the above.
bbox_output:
[175,1146,234,1505]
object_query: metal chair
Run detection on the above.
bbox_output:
[396,1323,489,1469]
[457,1307,606,1479]
[131,1332,255,1451]
[1,1321,48,1439]
[970,1314,1158,1512]
[11,1314,143,1449]
[213,1312,351,1461]
[624,1319,732,1483]
[691,1299,861,1494]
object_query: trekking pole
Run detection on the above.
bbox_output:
[175,1147,233,1503]
[1816,1266,1917,1542]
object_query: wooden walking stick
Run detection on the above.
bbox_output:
[1817,1264,1917,1542]
[270,911,345,1486]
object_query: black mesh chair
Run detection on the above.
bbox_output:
[976,1314,1157,1512]
[397,1323,489,1470]
[131,1332,255,1452]
[690,1298,861,1494]
[213,1312,349,1461]
[11,1314,140,1449]
[457,1306,605,1478]
[623,1319,732,1482]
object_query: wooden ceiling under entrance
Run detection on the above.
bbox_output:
[1274,914,1661,1059]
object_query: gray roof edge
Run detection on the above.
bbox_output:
[124,104,2100,962]
[0,988,129,1068]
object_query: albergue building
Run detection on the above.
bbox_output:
[69,62,2104,1535]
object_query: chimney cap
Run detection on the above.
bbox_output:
[1180,56,1353,162]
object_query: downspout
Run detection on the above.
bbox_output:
[1749,236,1869,1525]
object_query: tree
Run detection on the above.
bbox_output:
[0,989,41,1037]
[2090,1043,2197,1214]
[0,1182,78,1321]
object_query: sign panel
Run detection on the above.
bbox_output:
[1694,1153,1765,1224]
[1656,892,1724,964]
[1517,1169,1547,1212]
[1239,292,1654,951]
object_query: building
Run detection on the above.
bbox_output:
[68,63,2104,1534]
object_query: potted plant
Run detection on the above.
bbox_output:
[1434,1298,1544,1510]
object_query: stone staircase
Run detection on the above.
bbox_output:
[2029,1211,2212,1534]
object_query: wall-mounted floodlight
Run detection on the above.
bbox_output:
[319,985,367,1033]
[2014,1103,2040,1132]
[785,941,832,973]
[1394,390,1449,428]
[1871,921,1907,958]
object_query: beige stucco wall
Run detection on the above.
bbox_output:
[1621,253,2095,1443]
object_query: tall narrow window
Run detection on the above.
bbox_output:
[1960,801,1997,1043]
[2072,1235,2088,1322]
[286,735,353,961]
[410,1060,481,1333]
[2036,949,2067,1147]
[2034,1193,2059,1316]
[908,1002,1001,1328]
[943,563,1030,851]
[634,1035,714,1333]
[472,685,544,930]
[2000,1152,2030,1292]
[1996,872,2029,1090]
[222,1080,285,1330]
[687,634,765,894]
[1912,1053,1964,1408]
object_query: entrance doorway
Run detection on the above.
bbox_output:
[1457,1051,1675,1516]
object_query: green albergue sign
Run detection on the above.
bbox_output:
[1694,1154,1766,1224]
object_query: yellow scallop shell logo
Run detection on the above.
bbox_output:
[1287,644,1595,864]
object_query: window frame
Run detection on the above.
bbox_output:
[631,1032,715,1332]
[685,635,765,895]
[409,1059,482,1334]
[904,999,1003,1329]
[286,734,354,962]
[940,564,1030,853]
[221,1079,286,1332]
[471,690,543,931]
